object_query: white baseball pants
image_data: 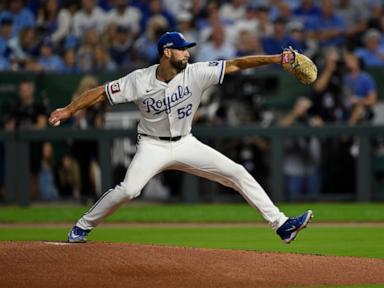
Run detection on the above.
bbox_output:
[76,134,287,230]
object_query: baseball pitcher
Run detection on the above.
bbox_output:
[49,32,314,244]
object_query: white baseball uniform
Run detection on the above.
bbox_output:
[76,61,288,230]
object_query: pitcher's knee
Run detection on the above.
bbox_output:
[232,164,249,178]
[219,164,247,189]
[115,182,142,200]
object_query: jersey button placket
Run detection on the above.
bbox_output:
[165,89,173,138]
[168,99,178,138]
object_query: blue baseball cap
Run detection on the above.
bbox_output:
[157,32,196,55]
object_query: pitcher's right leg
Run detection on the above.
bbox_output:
[75,137,172,231]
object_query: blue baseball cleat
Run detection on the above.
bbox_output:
[68,226,90,243]
[276,210,313,244]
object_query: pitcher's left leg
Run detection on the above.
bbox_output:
[173,136,288,230]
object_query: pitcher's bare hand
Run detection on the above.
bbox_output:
[49,107,72,127]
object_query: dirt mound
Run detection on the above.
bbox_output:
[0,242,383,288]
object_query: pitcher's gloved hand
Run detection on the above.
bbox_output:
[281,47,318,85]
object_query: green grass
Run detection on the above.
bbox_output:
[314,286,383,288]
[1,226,383,259]
[0,203,384,223]
[1,203,383,262]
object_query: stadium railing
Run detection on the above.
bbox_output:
[1,124,383,205]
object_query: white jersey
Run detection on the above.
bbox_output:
[104,61,226,137]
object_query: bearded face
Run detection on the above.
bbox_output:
[169,49,189,72]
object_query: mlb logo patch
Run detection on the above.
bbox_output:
[208,61,219,66]
[163,42,174,48]
[111,83,121,94]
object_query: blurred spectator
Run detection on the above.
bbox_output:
[38,142,59,201]
[198,5,228,43]
[50,0,79,45]
[0,16,13,57]
[56,154,81,200]
[109,25,134,67]
[162,0,194,17]
[3,79,47,130]
[230,3,258,41]
[188,0,206,22]
[239,138,270,190]
[97,0,114,11]
[219,0,246,25]
[261,17,297,55]
[0,56,9,70]
[195,0,220,31]
[176,12,198,57]
[355,28,384,67]
[286,20,317,57]
[37,0,60,38]
[273,1,293,21]
[366,0,383,19]
[336,0,369,49]
[279,97,322,201]
[311,48,354,196]
[307,0,346,47]
[235,30,263,57]
[0,0,36,37]
[3,79,48,199]
[195,22,236,62]
[37,37,65,72]
[25,0,41,16]
[62,48,80,73]
[77,27,101,72]
[368,10,384,38]
[293,0,321,25]
[140,0,176,32]
[100,22,117,50]
[134,15,169,64]
[311,47,346,123]
[255,5,273,38]
[260,0,276,20]
[92,45,117,72]
[71,75,106,129]
[106,0,142,37]
[343,52,378,125]
[69,75,105,202]
[6,27,40,71]
[73,0,106,38]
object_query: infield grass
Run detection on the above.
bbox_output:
[0,203,384,223]
[1,203,383,261]
[0,225,383,259]
[314,284,384,288]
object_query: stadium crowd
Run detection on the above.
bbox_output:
[1,0,384,202]
[0,0,384,72]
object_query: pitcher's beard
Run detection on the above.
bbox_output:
[170,57,187,72]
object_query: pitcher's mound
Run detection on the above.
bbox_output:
[0,241,383,288]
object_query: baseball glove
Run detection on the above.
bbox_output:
[281,47,318,85]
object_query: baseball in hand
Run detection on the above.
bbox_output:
[53,120,61,127]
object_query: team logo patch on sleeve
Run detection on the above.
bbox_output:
[111,83,121,94]
[208,61,219,66]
